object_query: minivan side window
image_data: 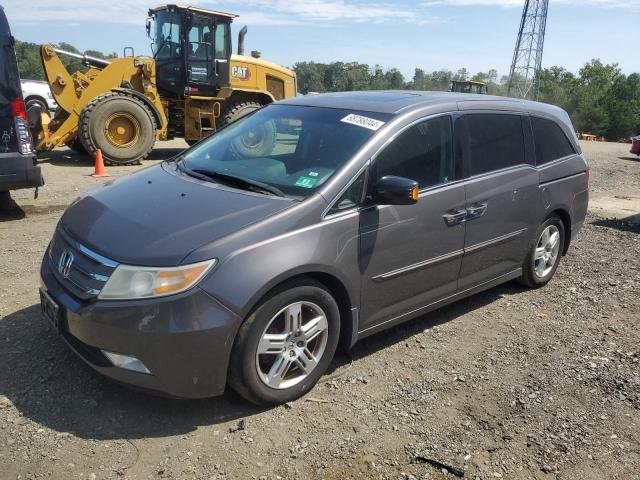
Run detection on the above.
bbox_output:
[464,114,525,176]
[374,115,454,189]
[531,116,576,165]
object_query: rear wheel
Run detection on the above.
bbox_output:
[519,215,565,288]
[65,137,87,155]
[229,280,340,405]
[220,98,263,126]
[78,92,156,165]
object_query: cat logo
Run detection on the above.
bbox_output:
[231,65,251,81]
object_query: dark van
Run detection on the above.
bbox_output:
[0,6,42,193]
[40,91,588,405]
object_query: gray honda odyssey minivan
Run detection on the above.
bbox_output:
[40,91,588,404]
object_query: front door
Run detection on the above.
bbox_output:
[186,16,231,96]
[359,115,466,332]
[457,113,538,289]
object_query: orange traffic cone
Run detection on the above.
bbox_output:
[91,149,110,178]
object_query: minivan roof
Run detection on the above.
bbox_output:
[281,90,571,122]
[280,90,577,146]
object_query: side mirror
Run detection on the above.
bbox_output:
[372,175,419,205]
[146,18,152,38]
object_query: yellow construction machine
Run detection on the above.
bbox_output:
[450,80,487,94]
[32,4,297,165]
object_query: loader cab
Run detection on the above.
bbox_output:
[149,5,235,98]
[451,80,488,95]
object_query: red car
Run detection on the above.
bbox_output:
[631,136,640,156]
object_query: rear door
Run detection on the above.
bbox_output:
[0,7,21,154]
[359,114,466,331]
[457,112,538,289]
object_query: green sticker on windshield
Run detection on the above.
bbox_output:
[295,176,317,188]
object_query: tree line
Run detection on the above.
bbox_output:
[294,60,640,140]
[15,39,639,140]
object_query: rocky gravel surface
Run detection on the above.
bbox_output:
[0,141,638,480]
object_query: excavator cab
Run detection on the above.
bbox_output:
[450,80,487,95]
[148,5,235,98]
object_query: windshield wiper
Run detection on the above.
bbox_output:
[174,159,285,197]
[192,168,285,197]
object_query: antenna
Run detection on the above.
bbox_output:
[507,0,549,100]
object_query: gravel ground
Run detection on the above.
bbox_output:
[0,140,638,480]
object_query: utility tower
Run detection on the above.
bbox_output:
[507,0,549,100]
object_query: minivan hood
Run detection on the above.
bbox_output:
[60,163,294,266]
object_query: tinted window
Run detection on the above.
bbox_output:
[183,105,391,199]
[375,115,454,188]
[327,171,366,215]
[465,114,525,176]
[531,116,575,165]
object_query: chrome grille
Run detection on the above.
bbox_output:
[48,227,118,300]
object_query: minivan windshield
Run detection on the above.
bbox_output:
[180,104,392,199]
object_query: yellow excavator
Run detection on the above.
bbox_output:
[31,4,297,165]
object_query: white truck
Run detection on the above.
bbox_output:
[20,79,57,112]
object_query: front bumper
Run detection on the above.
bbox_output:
[40,256,242,398]
[0,152,43,191]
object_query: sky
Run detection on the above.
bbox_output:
[5,0,640,80]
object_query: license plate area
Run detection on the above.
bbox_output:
[40,288,61,333]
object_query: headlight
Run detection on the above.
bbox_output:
[98,259,216,300]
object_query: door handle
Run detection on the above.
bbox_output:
[442,209,467,227]
[466,202,487,220]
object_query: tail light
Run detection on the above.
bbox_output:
[585,166,590,186]
[11,98,34,155]
[11,98,27,120]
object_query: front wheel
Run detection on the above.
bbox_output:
[228,280,340,405]
[519,216,565,288]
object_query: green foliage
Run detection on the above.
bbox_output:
[292,59,639,140]
[14,40,116,82]
[15,37,639,140]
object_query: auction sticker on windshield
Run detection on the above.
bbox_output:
[295,176,317,188]
[341,114,385,131]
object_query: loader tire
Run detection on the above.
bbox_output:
[222,99,276,158]
[220,99,263,126]
[78,92,156,165]
[65,137,87,155]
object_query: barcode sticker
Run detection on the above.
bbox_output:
[341,114,385,131]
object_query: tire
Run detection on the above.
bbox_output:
[65,137,87,155]
[220,99,263,126]
[228,279,340,405]
[519,215,565,288]
[25,97,48,113]
[78,92,156,165]
[221,100,275,158]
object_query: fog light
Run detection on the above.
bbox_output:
[102,350,151,374]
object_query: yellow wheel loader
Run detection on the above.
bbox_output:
[32,4,297,165]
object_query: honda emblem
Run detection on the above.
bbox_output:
[58,250,74,278]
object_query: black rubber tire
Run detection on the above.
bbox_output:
[228,279,340,405]
[25,96,48,113]
[65,137,87,155]
[78,92,156,165]
[220,99,263,126]
[519,215,565,288]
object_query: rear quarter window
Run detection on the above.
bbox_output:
[462,113,526,176]
[531,116,576,165]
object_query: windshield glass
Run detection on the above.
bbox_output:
[153,10,181,60]
[181,104,392,199]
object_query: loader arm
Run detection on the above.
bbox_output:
[36,44,167,152]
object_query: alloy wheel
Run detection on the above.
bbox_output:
[255,301,329,390]
[534,224,560,278]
